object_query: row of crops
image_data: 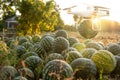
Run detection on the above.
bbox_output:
[0,29,120,80]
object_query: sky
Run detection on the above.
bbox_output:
[54,0,120,25]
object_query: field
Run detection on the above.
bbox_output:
[0,30,120,80]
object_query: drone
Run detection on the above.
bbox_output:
[62,3,110,31]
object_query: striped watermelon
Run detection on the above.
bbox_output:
[110,56,120,77]
[18,36,29,45]
[53,37,69,53]
[86,42,104,50]
[64,51,83,64]
[0,66,18,80]
[72,42,86,52]
[32,34,41,43]
[32,43,46,60]
[45,53,64,63]
[70,58,97,80]
[62,47,77,55]
[39,35,54,52]
[91,50,116,74]
[24,56,43,70]
[21,41,33,51]
[18,68,34,80]
[77,20,98,39]
[43,59,73,80]
[15,45,26,57]
[55,30,68,38]
[81,48,97,59]
[107,43,120,55]
[21,51,38,60]
[68,37,79,46]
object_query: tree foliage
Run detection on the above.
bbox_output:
[16,0,64,35]
[0,0,16,20]
[0,0,16,31]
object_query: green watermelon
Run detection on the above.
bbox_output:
[45,53,64,63]
[24,56,43,70]
[25,35,32,41]
[91,50,116,74]
[110,56,120,77]
[14,76,28,80]
[53,37,69,53]
[21,51,38,60]
[43,59,73,80]
[77,20,98,39]
[40,35,54,52]
[68,37,79,46]
[21,41,33,51]
[0,66,18,80]
[18,68,34,80]
[18,36,29,45]
[81,48,97,59]
[86,42,104,50]
[107,43,120,55]
[15,45,26,57]
[70,58,97,80]
[83,39,93,45]
[64,51,83,64]
[55,29,68,38]
[32,34,41,43]
[72,42,86,52]
[32,43,46,60]
[62,47,77,57]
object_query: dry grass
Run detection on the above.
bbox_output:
[67,31,120,45]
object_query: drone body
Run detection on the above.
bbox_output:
[63,3,109,18]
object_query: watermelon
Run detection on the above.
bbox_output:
[32,43,46,60]
[21,41,33,51]
[55,29,68,38]
[91,50,116,74]
[81,48,97,59]
[70,58,97,80]
[24,56,43,70]
[25,35,32,41]
[53,37,69,53]
[62,47,77,57]
[39,35,54,52]
[18,68,34,80]
[72,42,86,52]
[32,34,41,43]
[77,20,98,39]
[64,51,83,64]
[83,39,93,45]
[18,36,28,45]
[45,53,64,63]
[14,76,28,80]
[0,66,18,80]
[68,37,79,46]
[43,59,73,80]
[21,51,38,60]
[110,56,120,77]
[86,42,104,50]
[107,43,120,55]
[15,45,26,57]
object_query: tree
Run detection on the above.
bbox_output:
[0,0,16,31]
[16,0,64,35]
[0,0,16,20]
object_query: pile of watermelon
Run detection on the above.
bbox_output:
[0,29,120,80]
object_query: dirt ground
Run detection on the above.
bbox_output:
[67,31,120,45]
